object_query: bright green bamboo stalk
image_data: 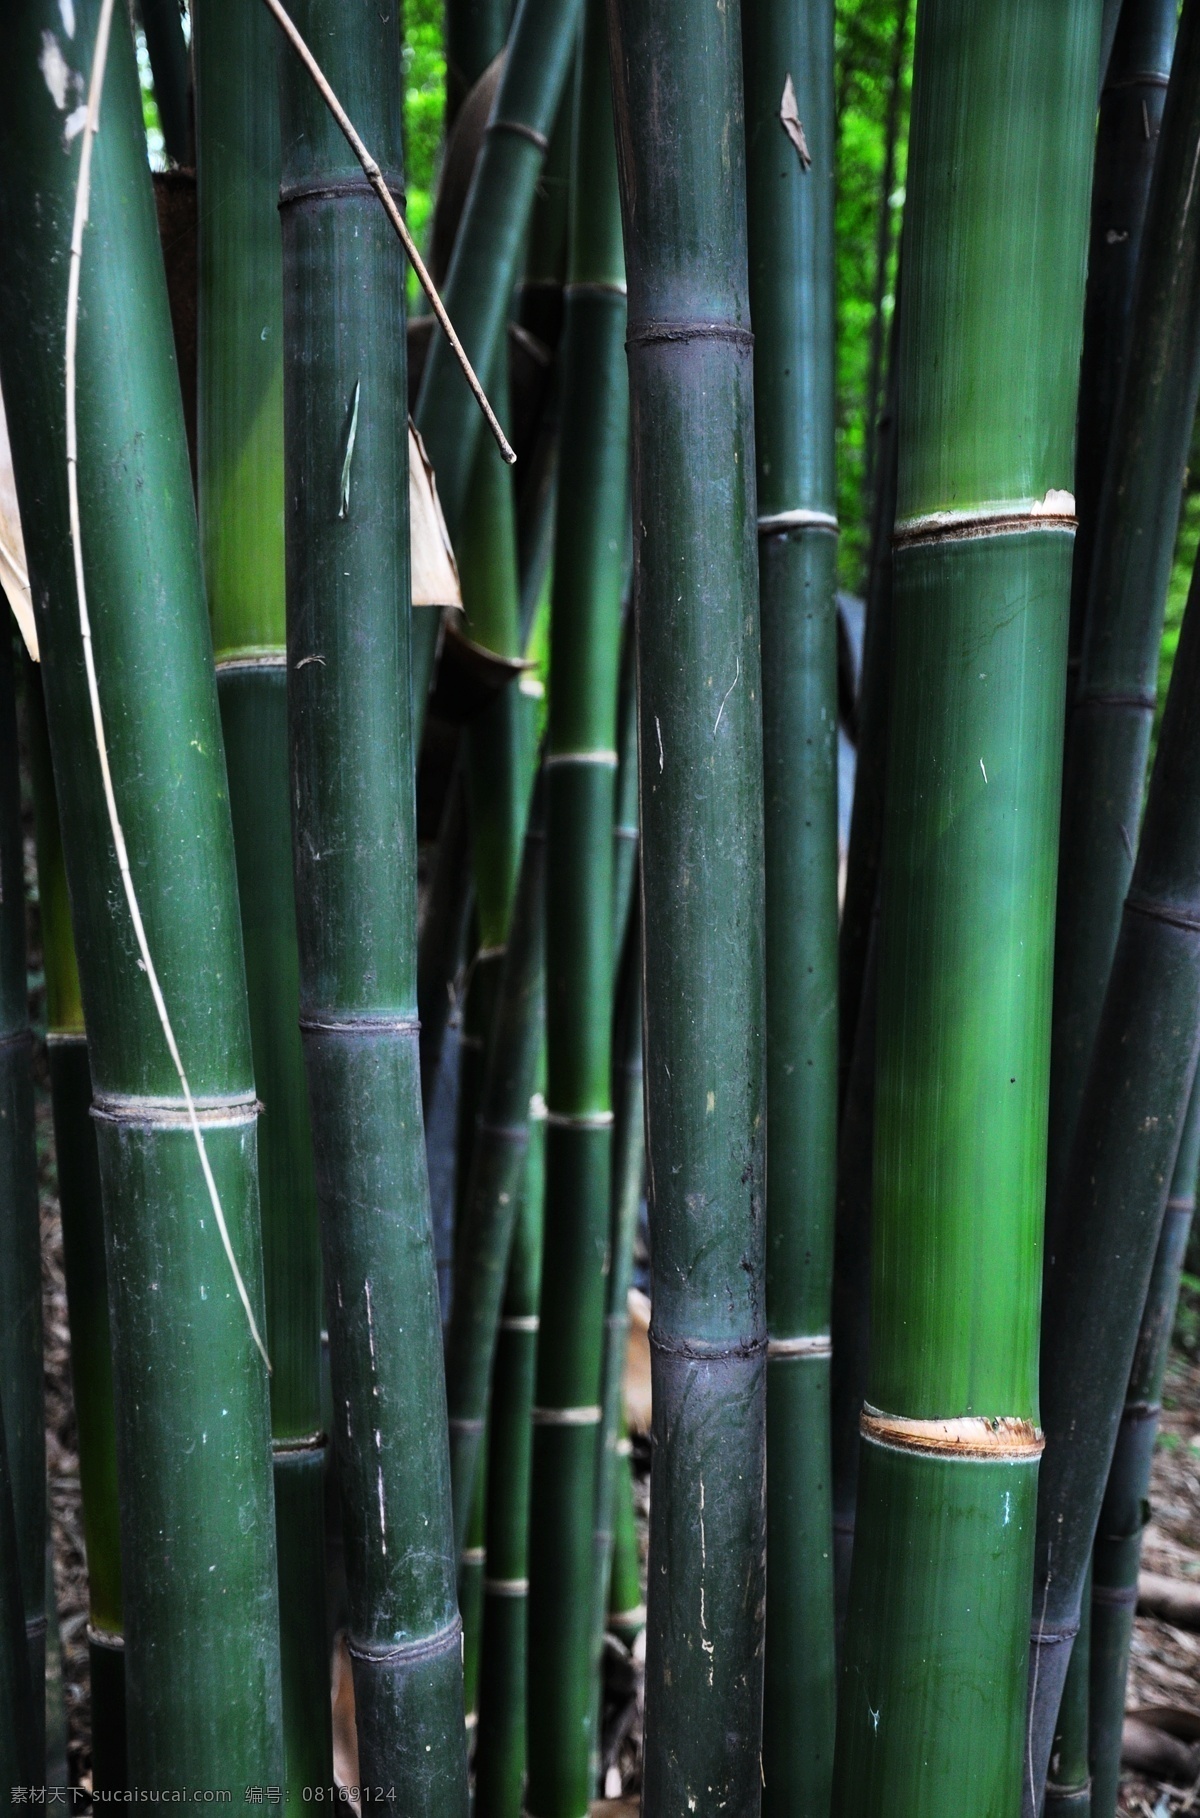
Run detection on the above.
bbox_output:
[1046,0,1200,1264]
[276,6,466,1803]
[444,779,546,1549]
[411,0,584,712]
[830,2,1098,1812]
[0,636,45,1771]
[194,0,329,1784]
[26,669,126,1793]
[138,0,191,165]
[743,0,838,1803]
[526,4,627,1807]
[607,0,768,1801]
[473,1089,545,1818]
[0,0,284,1780]
[1087,1073,1200,1818]
[1027,544,1200,1812]
[607,1439,642,1649]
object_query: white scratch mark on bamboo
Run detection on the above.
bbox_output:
[377,1465,387,1553]
[337,380,361,520]
[655,715,664,773]
[980,758,987,784]
[714,655,741,734]
[66,0,271,1372]
[699,1478,714,1685]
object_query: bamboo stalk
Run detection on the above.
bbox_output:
[742,0,838,1803]
[0,1388,35,1787]
[138,0,191,165]
[860,0,908,526]
[1027,533,1200,1811]
[473,1088,545,1818]
[526,1,627,1804]
[194,0,329,1782]
[26,668,126,1792]
[830,1,1098,1811]
[1046,0,1200,1267]
[444,776,546,1552]
[447,0,511,124]
[606,0,768,1802]
[0,0,284,1779]
[1087,1075,1200,1818]
[412,0,586,710]
[1045,1574,1093,1815]
[277,3,466,1800]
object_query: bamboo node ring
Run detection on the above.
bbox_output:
[531,1404,602,1426]
[860,1404,1044,1460]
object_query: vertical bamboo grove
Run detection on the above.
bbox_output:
[194,0,329,1782]
[1046,0,1200,1268]
[1027,538,1200,1807]
[831,3,1098,1813]
[278,2,467,1802]
[742,0,839,1804]
[526,1,627,1806]
[0,0,285,1781]
[27,674,126,1790]
[606,0,768,1805]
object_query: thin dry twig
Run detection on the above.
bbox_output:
[66,0,270,1370]
[259,0,517,467]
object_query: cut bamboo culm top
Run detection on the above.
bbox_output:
[830,2,1099,1814]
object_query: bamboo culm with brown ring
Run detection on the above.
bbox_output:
[1086,1070,1200,1818]
[830,0,1099,1811]
[26,668,125,1791]
[473,1085,545,1818]
[1026,532,1200,1812]
[444,775,547,1551]
[195,0,330,1782]
[607,0,769,1801]
[525,0,628,1805]
[277,3,467,1802]
[743,0,839,1802]
[412,0,586,715]
[0,0,284,1779]
[1045,0,1200,1268]
[0,635,45,1770]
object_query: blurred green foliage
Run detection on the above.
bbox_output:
[404,0,447,310]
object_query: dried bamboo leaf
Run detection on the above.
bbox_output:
[409,420,462,610]
[0,381,38,660]
[779,74,811,170]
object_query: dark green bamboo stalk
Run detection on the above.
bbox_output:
[473,1089,545,1818]
[0,0,283,1780]
[742,0,838,1804]
[1087,1072,1200,1818]
[830,922,877,1634]
[592,914,644,1682]
[26,669,126,1792]
[1045,1575,1093,1815]
[1045,0,1200,1261]
[831,1,1098,1812]
[526,3,627,1806]
[860,0,908,524]
[1067,0,1175,690]
[0,1390,35,1788]
[194,0,329,1784]
[607,1437,643,1648]
[607,0,768,1802]
[1100,0,1125,83]
[412,0,585,711]
[0,634,45,1770]
[610,618,639,954]
[1027,537,1200,1812]
[277,6,466,1802]
[138,0,191,165]
[446,0,510,124]
[444,777,546,1550]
